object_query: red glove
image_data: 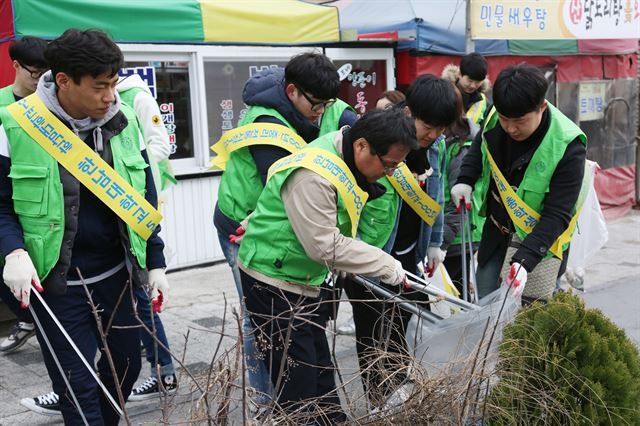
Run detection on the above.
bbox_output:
[228,225,245,245]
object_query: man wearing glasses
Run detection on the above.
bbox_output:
[213,52,356,408]
[0,36,49,357]
[0,36,49,111]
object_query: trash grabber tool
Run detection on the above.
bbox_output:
[403,277,479,311]
[460,202,469,302]
[30,288,123,417]
[462,204,479,303]
[353,275,442,323]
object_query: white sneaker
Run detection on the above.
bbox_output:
[20,391,61,416]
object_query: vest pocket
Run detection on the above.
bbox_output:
[23,233,44,278]
[8,165,49,217]
[122,156,148,195]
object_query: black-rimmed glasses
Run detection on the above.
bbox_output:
[17,60,47,80]
[376,153,401,174]
[295,84,336,113]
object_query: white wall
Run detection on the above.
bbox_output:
[159,175,223,270]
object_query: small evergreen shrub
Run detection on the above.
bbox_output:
[486,291,640,425]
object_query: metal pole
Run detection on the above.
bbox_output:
[464,206,479,303]
[465,0,476,54]
[353,275,442,323]
[460,205,469,302]
[404,277,480,312]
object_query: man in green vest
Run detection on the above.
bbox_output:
[213,52,356,405]
[0,29,168,424]
[452,64,587,302]
[442,52,491,126]
[0,36,49,355]
[238,108,416,423]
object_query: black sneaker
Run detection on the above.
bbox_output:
[129,374,177,401]
[20,391,61,416]
[0,321,35,353]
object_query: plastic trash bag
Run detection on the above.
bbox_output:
[406,286,520,377]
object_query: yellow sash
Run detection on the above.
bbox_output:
[387,163,441,226]
[6,95,161,240]
[484,142,588,259]
[267,148,368,237]
[210,122,307,170]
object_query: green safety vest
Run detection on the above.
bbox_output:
[238,131,351,286]
[466,93,488,126]
[0,85,15,108]
[357,177,398,249]
[478,102,587,258]
[319,99,354,135]
[0,104,149,280]
[118,86,176,192]
[444,140,485,244]
[218,101,349,223]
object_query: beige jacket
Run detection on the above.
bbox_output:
[282,132,398,282]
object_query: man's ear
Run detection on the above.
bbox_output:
[540,99,548,113]
[285,83,296,101]
[55,72,72,91]
[354,137,368,152]
[403,105,412,118]
[12,60,20,73]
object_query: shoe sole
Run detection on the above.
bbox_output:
[19,398,61,416]
[0,332,35,354]
[128,387,177,402]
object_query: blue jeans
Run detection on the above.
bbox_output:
[476,245,507,300]
[136,286,175,377]
[217,230,272,404]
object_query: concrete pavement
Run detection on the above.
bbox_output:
[0,211,638,424]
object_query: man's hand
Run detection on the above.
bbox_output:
[425,247,444,278]
[450,183,472,212]
[149,268,169,313]
[3,250,43,309]
[229,215,251,245]
[505,262,527,297]
[381,259,406,286]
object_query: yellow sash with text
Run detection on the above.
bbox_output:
[484,143,588,259]
[210,122,307,170]
[387,163,441,227]
[267,148,368,237]
[6,94,161,240]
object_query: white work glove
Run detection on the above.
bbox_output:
[3,250,43,309]
[450,183,472,212]
[380,259,406,287]
[425,247,443,278]
[505,262,527,298]
[148,268,169,313]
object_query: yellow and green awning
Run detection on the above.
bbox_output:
[9,0,340,45]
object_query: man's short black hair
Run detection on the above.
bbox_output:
[351,108,417,155]
[405,74,458,128]
[9,36,48,69]
[45,29,123,85]
[285,52,340,101]
[460,53,488,82]
[493,64,548,118]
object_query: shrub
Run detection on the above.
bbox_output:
[486,291,640,425]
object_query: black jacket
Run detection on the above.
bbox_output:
[456,108,586,272]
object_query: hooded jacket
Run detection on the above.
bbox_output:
[442,64,491,123]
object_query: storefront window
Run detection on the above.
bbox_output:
[203,60,288,145]
[120,61,194,160]
[334,59,388,117]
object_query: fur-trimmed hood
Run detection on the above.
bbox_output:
[441,64,490,93]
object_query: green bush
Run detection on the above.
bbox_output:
[486,291,640,425]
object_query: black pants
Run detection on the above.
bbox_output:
[240,270,345,425]
[31,267,141,426]
[344,246,430,405]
